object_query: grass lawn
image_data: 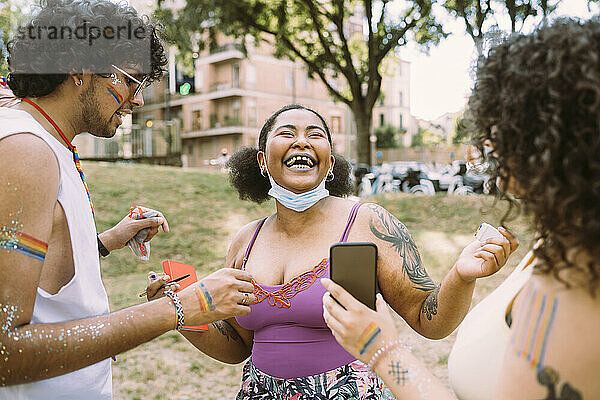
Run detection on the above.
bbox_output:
[84,161,534,400]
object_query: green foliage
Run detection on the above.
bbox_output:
[411,127,443,147]
[154,0,447,165]
[375,123,400,149]
[453,114,473,144]
[0,0,25,76]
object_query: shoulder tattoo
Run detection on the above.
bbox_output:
[537,366,582,400]
[366,203,436,292]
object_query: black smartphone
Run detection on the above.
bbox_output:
[329,242,378,310]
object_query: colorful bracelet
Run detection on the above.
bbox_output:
[367,339,409,371]
[163,289,184,330]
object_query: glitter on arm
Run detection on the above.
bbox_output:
[0,222,48,263]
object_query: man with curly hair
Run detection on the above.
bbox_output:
[0,1,256,399]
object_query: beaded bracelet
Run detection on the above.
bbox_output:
[367,339,409,371]
[164,289,184,330]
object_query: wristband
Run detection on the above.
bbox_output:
[164,289,184,330]
[367,339,409,371]
[97,235,110,257]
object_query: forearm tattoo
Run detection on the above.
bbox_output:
[367,204,436,293]
[211,321,241,342]
[422,284,441,321]
[387,360,410,385]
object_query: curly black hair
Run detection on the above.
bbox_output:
[6,0,167,98]
[227,104,354,203]
[469,18,600,294]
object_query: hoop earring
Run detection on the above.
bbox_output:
[75,80,83,87]
[326,170,334,182]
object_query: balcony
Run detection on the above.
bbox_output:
[182,114,249,139]
[197,43,245,65]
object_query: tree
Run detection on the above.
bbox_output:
[500,0,537,33]
[452,113,473,144]
[375,124,400,148]
[444,0,494,57]
[0,0,24,76]
[445,0,558,59]
[412,126,442,147]
[155,0,446,165]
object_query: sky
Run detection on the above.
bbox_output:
[404,0,596,120]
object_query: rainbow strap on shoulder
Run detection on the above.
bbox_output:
[0,229,48,262]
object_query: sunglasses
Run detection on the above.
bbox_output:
[110,64,151,98]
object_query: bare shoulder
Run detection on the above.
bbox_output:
[497,273,599,399]
[0,133,59,189]
[224,217,271,269]
[0,133,59,205]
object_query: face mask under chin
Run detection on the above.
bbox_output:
[265,166,330,212]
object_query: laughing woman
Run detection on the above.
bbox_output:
[146,104,517,399]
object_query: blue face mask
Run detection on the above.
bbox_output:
[265,166,330,212]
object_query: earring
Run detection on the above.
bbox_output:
[75,80,83,87]
[326,170,334,182]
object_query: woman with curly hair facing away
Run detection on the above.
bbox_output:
[322,18,600,400]
[145,104,516,399]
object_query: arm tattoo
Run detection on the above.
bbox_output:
[211,321,241,342]
[422,284,441,321]
[387,360,410,385]
[537,366,582,400]
[367,204,436,292]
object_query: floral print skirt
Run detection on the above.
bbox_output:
[236,359,397,400]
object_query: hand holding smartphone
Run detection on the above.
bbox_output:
[329,242,378,310]
[474,223,504,242]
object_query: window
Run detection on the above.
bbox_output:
[303,72,310,91]
[233,64,240,88]
[246,64,257,89]
[192,109,203,130]
[247,99,257,127]
[379,113,385,127]
[232,99,241,124]
[331,116,341,134]
[286,70,294,89]
[399,92,403,106]
[188,143,194,157]
[399,114,403,130]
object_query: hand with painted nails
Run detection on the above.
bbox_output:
[454,226,519,283]
[97,206,169,253]
[145,268,258,325]
[321,277,398,365]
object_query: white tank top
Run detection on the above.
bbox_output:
[0,107,112,400]
[448,251,535,400]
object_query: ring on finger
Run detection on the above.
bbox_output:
[241,292,250,305]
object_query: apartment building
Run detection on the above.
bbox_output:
[74,1,415,165]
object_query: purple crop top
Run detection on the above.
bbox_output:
[235,202,363,379]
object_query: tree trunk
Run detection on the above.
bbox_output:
[353,109,373,166]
